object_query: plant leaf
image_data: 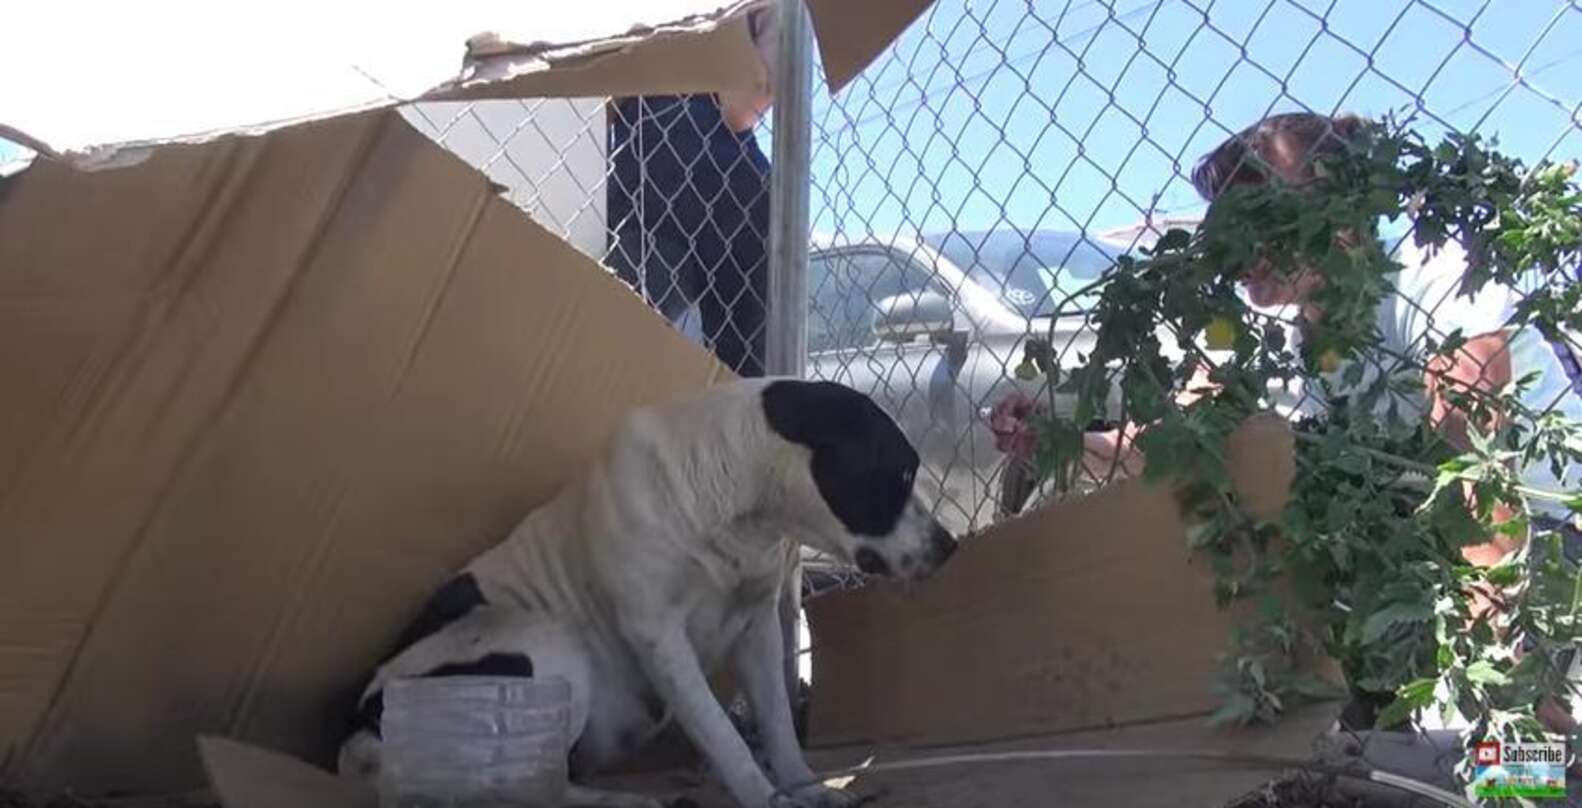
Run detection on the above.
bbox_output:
[1360,601,1433,644]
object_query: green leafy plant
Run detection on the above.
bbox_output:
[1023,117,1582,781]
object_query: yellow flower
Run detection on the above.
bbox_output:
[1205,316,1238,350]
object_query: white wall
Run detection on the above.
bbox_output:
[401,99,609,263]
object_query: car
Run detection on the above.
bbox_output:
[805,228,1134,536]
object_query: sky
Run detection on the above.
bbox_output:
[5,0,1578,242]
[0,0,742,156]
[803,0,1582,241]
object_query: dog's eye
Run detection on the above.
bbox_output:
[901,469,914,486]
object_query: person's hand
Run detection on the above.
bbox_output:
[719,6,779,132]
[1075,361,1212,484]
[1082,426,1144,481]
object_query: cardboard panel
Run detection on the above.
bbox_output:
[805,704,1341,808]
[2,112,724,792]
[806,0,933,93]
[200,737,376,808]
[807,417,1327,748]
[0,114,387,774]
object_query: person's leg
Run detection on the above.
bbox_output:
[699,265,763,377]
[608,228,698,325]
[699,249,767,377]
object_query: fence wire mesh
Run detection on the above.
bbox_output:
[803,0,1582,598]
[393,1,1581,609]
[400,92,775,372]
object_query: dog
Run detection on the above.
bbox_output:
[338,378,959,808]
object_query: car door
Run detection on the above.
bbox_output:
[806,245,970,526]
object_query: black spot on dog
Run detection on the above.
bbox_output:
[385,573,487,662]
[420,652,535,679]
[344,574,492,739]
[762,380,918,538]
[348,652,535,738]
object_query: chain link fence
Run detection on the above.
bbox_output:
[400,93,774,368]
[391,3,1581,614]
[804,0,1582,554]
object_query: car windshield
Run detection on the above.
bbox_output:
[922,230,1118,318]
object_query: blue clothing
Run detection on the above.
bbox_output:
[606,95,772,376]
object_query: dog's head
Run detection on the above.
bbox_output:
[760,380,957,580]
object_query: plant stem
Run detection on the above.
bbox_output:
[1289,430,1574,503]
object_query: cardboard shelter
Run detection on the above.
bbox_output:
[0,1,1341,804]
[0,0,929,796]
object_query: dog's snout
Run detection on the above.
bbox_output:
[928,524,958,563]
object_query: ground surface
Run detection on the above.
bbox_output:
[0,792,216,808]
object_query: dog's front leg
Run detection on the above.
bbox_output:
[732,605,861,808]
[627,620,778,808]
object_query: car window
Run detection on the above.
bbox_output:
[808,248,942,353]
[924,230,1117,318]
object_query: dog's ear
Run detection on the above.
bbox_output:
[761,380,876,449]
[761,379,920,537]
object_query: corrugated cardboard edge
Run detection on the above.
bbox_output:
[443,1,765,101]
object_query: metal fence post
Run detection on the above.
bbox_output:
[766,0,813,379]
[767,0,815,722]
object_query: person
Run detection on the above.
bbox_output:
[1084,111,1582,731]
[604,6,779,377]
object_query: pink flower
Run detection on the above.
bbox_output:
[989,393,1044,462]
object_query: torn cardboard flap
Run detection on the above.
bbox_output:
[807,415,1341,748]
[0,0,931,162]
[199,737,376,808]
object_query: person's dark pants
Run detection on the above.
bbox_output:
[609,228,767,378]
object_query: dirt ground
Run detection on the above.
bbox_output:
[0,792,216,808]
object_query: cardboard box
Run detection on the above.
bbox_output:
[0,0,929,797]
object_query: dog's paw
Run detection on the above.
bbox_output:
[770,783,868,808]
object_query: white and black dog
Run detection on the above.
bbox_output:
[339,378,958,808]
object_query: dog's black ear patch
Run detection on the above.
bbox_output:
[762,379,867,449]
[384,573,487,662]
[762,380,918,537]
